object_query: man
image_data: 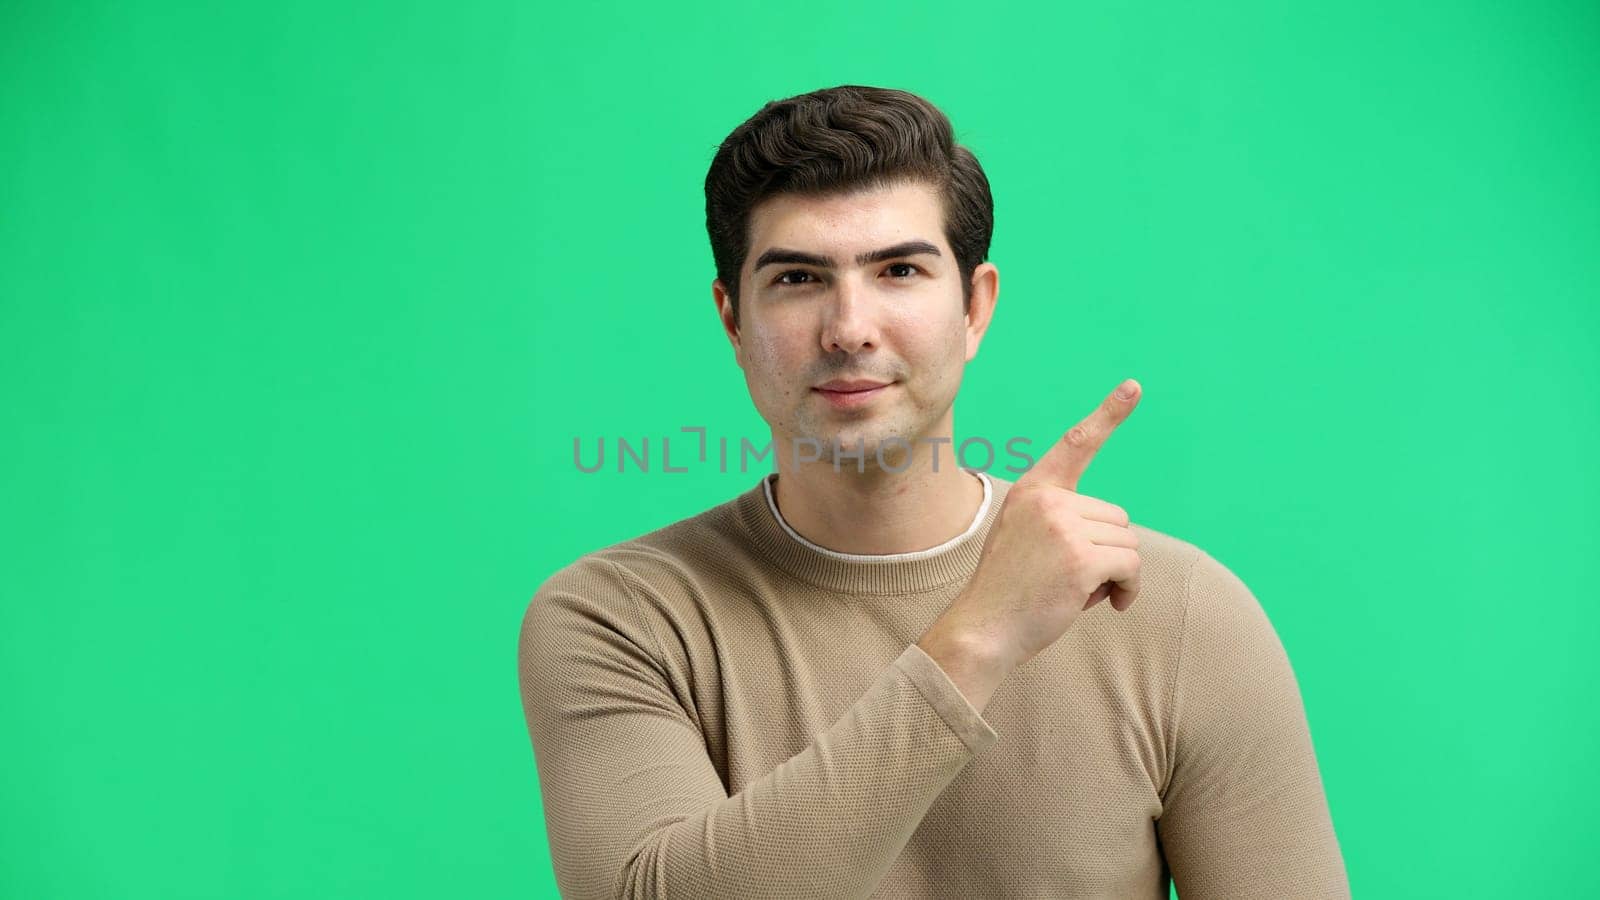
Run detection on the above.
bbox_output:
[518,84,1349,899]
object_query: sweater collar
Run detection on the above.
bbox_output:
[730,468,1011,595]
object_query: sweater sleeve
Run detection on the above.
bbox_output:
[516,557,998,900]
[1155,549,1351,899]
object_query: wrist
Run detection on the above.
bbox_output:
[916,618,1015,713]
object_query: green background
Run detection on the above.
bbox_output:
[4,1,1596,897]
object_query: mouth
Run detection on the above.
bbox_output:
[812,381,893,408]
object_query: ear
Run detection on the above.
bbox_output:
[712,278,742,360]
[963,262,998,362]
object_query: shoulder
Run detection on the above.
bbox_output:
[1132,532,1293,697]
[1124,521,1278,646]
[1162,536,1277,642]
[524,493,748,628]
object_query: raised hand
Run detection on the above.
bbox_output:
[920,379,1144,686]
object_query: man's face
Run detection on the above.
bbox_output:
[713,178,996,472]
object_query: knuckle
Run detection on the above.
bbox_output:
[1001,485,1034,514]
[1064,424,1094,447]
[1060,533,1089,563]
[1017,484,1055,515]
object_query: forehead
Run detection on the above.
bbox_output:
[745,179,946,261]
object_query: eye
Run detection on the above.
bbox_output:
[772,264,922,287]
[774,270,817,286]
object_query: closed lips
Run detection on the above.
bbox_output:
[815,380,889,391]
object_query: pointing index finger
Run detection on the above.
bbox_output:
[1021,378,1142,492]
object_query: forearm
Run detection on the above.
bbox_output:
[610,643,997,899]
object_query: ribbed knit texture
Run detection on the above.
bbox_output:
[517,470,1349,899]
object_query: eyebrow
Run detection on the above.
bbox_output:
[752,239,943,272]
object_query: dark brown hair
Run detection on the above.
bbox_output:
[704,85,994,328]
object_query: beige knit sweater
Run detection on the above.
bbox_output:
[517,469,1348,898]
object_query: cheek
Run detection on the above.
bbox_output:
[887,309,967,366]
[895,323,968,406]
[748,332,796,376]
[742,328,806,401]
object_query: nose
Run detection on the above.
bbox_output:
[820,276,879,355]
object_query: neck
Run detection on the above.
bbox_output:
[769,429,986,556]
